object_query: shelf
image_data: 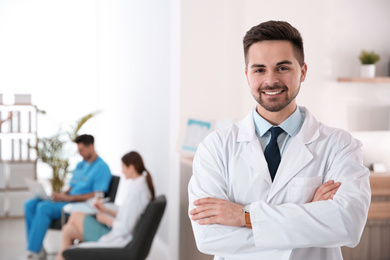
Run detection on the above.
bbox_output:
[0,103,37,218]
[0,133,37,138]
[0,160,37,163]
[337,77,390,83]
[0,187,29,192]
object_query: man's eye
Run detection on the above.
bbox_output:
[255,69,265,73]
[278,66,289,71]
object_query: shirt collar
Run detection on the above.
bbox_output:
[253,106,302,137]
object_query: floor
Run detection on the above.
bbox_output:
[0,218,163,260]
[0,218,35,260]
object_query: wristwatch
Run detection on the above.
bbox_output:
[243,205,252,229]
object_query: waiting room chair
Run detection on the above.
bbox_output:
[49,175,121,230]
[105,175,121,203]
[62,195,167,260]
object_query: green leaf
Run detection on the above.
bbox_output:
[30,110,101,192]
[359,50,380,64]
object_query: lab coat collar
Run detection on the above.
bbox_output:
[237,106,321,196]
[237,110,257,142]
[237,112,272,184]
[237,106,318,142]
[294,106,320,144]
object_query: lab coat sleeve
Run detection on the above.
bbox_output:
[251,131,371,249]
[188,134,284,259]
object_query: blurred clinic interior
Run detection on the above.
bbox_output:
[0,0,389,260]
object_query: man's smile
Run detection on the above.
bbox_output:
[263,90,284,96]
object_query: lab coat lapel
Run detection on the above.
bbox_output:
[240,140,272,185]
[237,111,272,185]
[267,107,320,202]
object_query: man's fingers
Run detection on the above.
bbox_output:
[312,180,341,202]
[190,199,224,216]
[317,181,341,195]
[198,216,219,225]
[322,187,340,200]
[316,180,334,193]
[191,209,217,221]
[190,205,209,216]
[190,203,212,215]
[191,197,224,215]
[190,197,245,227]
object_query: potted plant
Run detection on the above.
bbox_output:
[30,111,100,192]
[359,50,380,78]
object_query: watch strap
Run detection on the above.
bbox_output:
[245,211,252,229]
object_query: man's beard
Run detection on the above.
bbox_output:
[254,83,300,112]
[84,153,92,161]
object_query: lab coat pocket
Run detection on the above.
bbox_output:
[288,176,323,204]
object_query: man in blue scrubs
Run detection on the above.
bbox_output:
[24,134,112,260]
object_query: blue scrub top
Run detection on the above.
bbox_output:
[69,156,112,195]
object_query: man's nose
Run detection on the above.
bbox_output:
[264,71,279,86]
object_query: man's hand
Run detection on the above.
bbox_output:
[189,197,245,226]
[51,192,71,202]
[311,180,341,202]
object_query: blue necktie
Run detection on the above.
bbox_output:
[264,127,284,181]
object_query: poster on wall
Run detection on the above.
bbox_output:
[181,119,213,155]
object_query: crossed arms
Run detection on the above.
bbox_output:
[188,135,370,258]
[190,180,340,227]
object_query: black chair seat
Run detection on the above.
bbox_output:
[49,218,63,229]
[63,195,167,260]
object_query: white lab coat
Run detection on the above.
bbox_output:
[78,175,151,248]
[188,107,371,260]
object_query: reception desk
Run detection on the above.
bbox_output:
[179,157,213,260]
[342,172,390,260]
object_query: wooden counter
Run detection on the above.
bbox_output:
[367,172,390,220]
[342,172,390,260]
[369,172,390,197]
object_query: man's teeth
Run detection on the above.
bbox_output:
[264,90,282,95]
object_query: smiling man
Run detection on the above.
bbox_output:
[188,21,371,260]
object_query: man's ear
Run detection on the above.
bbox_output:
[245,67,250,85]
[300,63,308,82]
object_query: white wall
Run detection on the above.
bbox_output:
[180,0,247,125]
[0,0,179,259]
[94,1,179,258]
[180,0,390,170]
[0,0,101,175]
[0,0,99,135]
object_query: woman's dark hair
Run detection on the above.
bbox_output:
[243,20,305,67]
[121,151,155,200]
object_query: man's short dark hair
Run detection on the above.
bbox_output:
[74,134,94,146]
[243,20,305,67]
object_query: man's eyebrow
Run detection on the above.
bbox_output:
[276,60,293,66]
[250,60,293,69]
[250,64,265,69]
